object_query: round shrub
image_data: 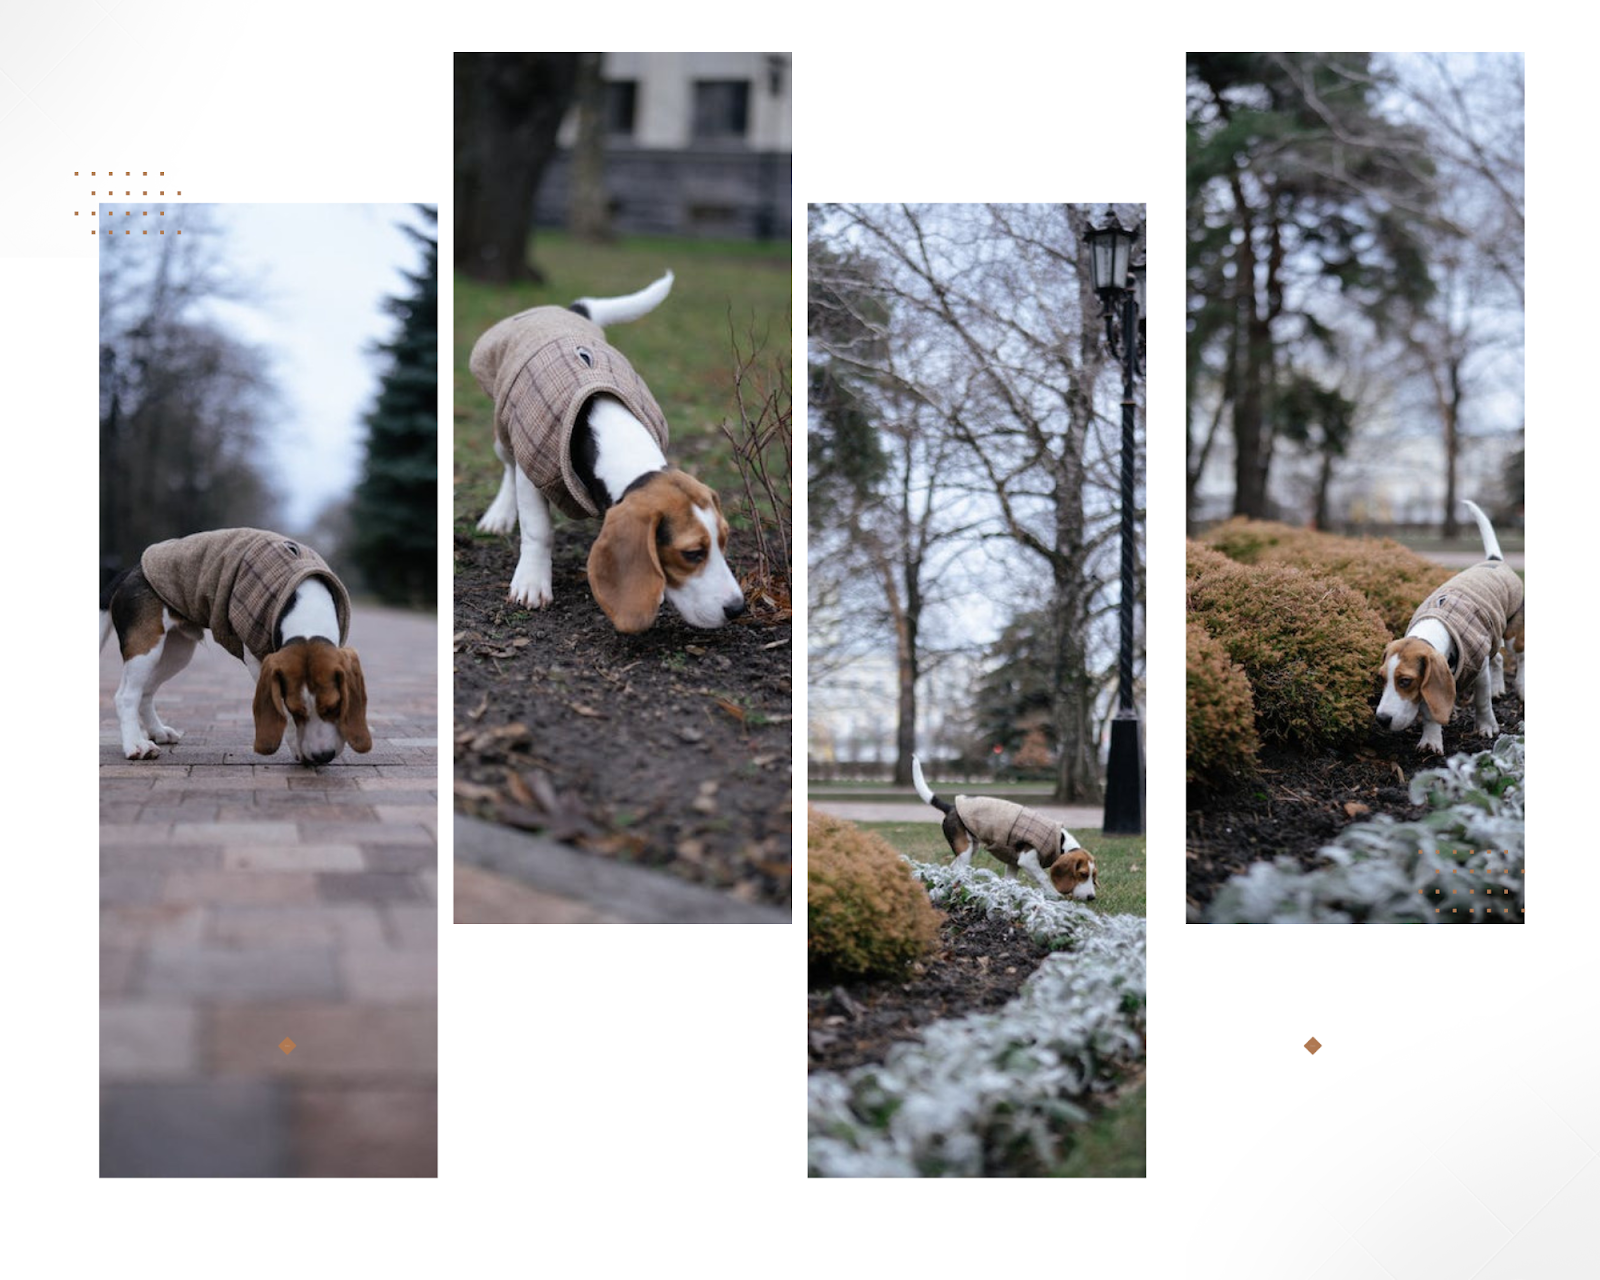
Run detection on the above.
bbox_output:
[1186,542,1389,750]
[1203,517,1452,633]
[808,807,943,981]
[1187,620,1259,785]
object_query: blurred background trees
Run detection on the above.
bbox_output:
[1187,52,1524,534]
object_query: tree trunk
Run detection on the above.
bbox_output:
[454,53,579,284]
[567,52,612,243]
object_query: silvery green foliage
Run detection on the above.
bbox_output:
[808,861,1146,1177]
[913,860,1103,948]
[1206,732,1524,924]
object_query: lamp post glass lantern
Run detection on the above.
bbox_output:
[1088,218,1144,835]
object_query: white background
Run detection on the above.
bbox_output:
[3,8,1592,1278]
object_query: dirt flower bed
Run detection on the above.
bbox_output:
[454,529,792,908]
[809,861,1146,1177]
[1189,697,1524,920]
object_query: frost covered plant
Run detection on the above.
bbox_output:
[1206,733,1524,924]
[809,861,1146,1177]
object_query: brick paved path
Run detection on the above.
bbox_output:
[99,605,437,1177]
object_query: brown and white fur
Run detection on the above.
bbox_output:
[101,568,371,765]
[1376,499,1525,754]
[474,271,747,633]
[911,754,1098,901]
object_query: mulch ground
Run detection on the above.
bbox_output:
[454,529,792,909]
[1187,690,1524,915]
[807,899,1055,1075]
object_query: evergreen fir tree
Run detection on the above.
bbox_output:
[351,206,437,605]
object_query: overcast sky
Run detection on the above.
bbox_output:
[201,203,432,530]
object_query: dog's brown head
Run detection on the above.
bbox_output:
[587,470,746,632]
[252,639,372,764]
[1378,636,1456,731]
[1046,842,1098,901]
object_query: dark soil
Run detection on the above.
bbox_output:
[453,528,792,909]
[807,899,1054,1074]
[1187,691,1524,916]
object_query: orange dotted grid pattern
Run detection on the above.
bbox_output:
[78,171,183,235]
[1418,850,1525,917]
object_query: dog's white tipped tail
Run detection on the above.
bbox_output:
[100,610,114,651]
[575,270,674,329]
[1462,499,1504,561]
[910,753,936,806]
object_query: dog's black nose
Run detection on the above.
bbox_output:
[1376,712,1392,730]
[308,749,335,766]
[723,597,747,621]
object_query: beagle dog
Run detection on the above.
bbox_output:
[101,528,372,764]
[469,270,747,633]
[911,755,1098,900]
[1377,499,1525,754]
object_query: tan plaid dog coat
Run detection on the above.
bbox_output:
[141,529,352,663]
[1408,560,1524,694]
[953,795,1064,861]
[469,307,670,519]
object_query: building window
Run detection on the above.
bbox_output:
[604,81,637,137]
[692,80,750,142]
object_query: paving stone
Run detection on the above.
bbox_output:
[381,905,437,949]
[222,844,365,873]
[210,1003,436,1079]
[101,948,137,998]
[163,871,320,906]
[217,802,379,822]
[100,870,165,906]
[342,948,438,1003]
[101,902,207,947]
[173,821,299,845]
[101,1082,289,1177]
[360,844,437,874]
[99,823,176,846]
[208,904,389,949]
[101,844,220,873]
[315,872,428,904]
[305,820,432,845]
[141,946,341,1000]
[291,1087,437,1177]
[101,1004,198,1080]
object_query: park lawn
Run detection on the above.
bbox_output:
[861,821,1147,919]
[454,232,791,534]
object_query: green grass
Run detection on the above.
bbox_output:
[860,821,1147,919]
[1053,1081,1146,1177]
[454,232,792,535]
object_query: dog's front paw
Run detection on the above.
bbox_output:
[148,725,184,745]
[1418,725,1445,755]
[508,563,553,609]
[1474,714,1499,738]
[124,738,161,760]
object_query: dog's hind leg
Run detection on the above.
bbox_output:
[138,622,198,747]
[943,811,976,866]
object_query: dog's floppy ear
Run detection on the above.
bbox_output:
[252,651,292,755]
[588,498,665,633]
[1420,651,1457,727]
[336,648,372,753]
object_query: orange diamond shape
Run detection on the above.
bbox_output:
[1304,1037,1322,1055]
[279,1038,296,1054]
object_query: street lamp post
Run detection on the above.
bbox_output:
[1086,219,1145,835]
